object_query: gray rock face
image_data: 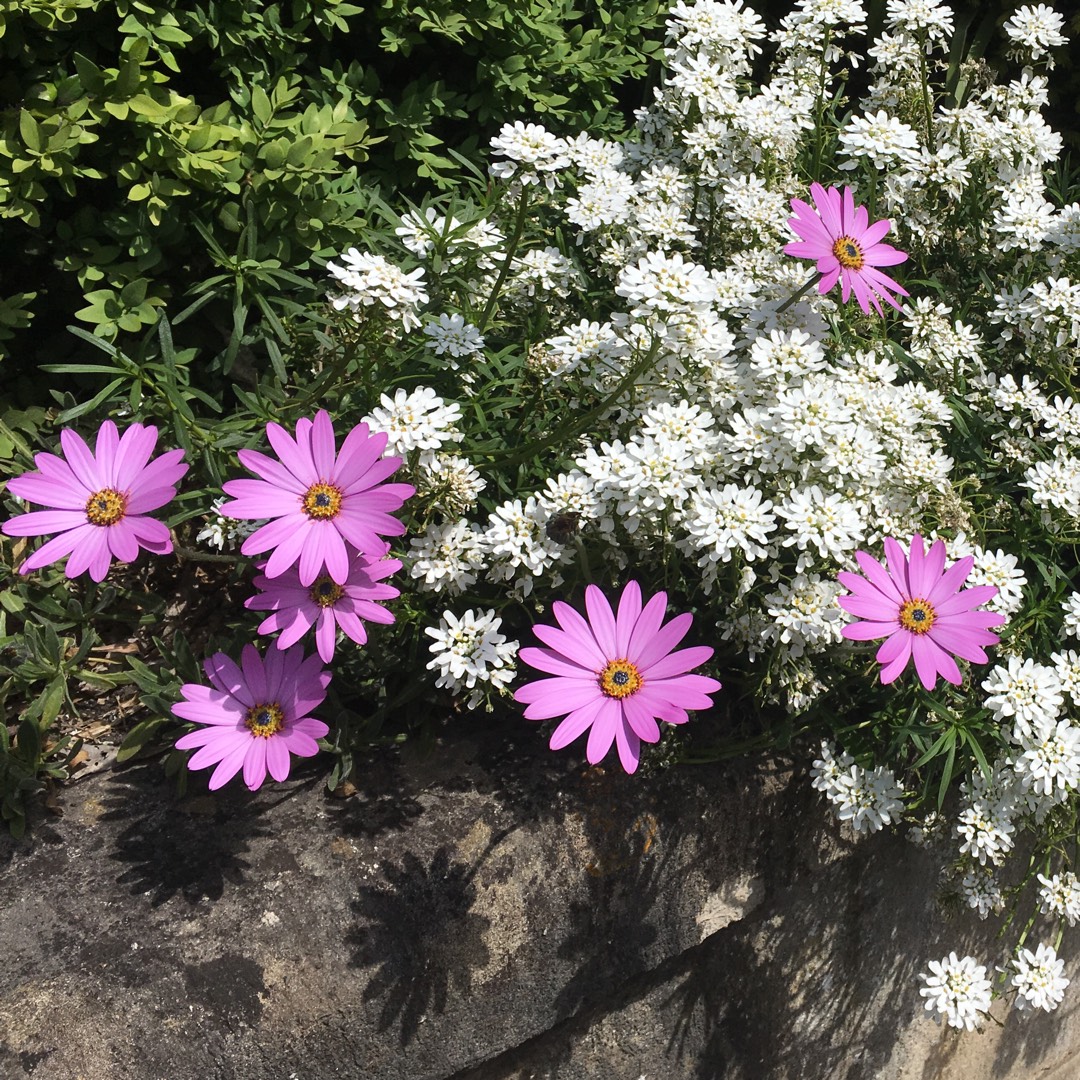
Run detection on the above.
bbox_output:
[0,718,1076,1080]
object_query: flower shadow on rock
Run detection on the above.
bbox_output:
[660,818,990,1080]
[102,763,281,906]
[553,767,668,1020]
[347,844,496,1046]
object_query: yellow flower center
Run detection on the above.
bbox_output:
[85,488,127,526]
[245,702,285,738]
[309,575,345,608]
[899,598,936,635]
[599,659,643,699]
[832,235,865,270]
[303,482,343,520]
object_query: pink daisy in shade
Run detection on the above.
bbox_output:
[220,409,414,587]
[1,420,188,582]
[173,643,331,791]
[514,581,722,774]
[784,183,909,315]
[245,547,402,663]
[837,535,1006,692]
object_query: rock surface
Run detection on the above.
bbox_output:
[1,716,1076,1080]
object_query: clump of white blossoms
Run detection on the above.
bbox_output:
[362,387,463,457]
[425,609,519,710]
[1037,871,1080,925]
[810,742,904,834]
[1010,943,1069,1014]
[409,520,487,595]
[326,250,429,332]
[423,313,486,362]
[918,953,993,1031]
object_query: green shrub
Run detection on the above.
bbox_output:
[0,0,664,368]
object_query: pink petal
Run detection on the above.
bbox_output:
[94,421,119,485]
[517,678,602,720]
[59,428,103,491]
[548,696,606,750]
[2,509,88,536]
[267,420,318,487]
[18,524,94,574]
[584,584,618,658]
[585,698,620,764]
[234,449,308,495]
[635,611,692,670]
[641,645,714,680]
[614,716,641,774]
[5,472,88,509]
[878,633,913,683]
[621,695,661,743]
[310,410,339,479]
[257,521,313,579]
[67,526,113,581]
[863,241,907,267]
[548,602,608,668]
[882,538,912,597]
[265,736,293,782]
[113,423,160,489]
[842,619,899,641]
[106,522,141,562]
[518,646,598,679]
[332,609,368,648]
[220,479,303,517]
[189,731,250,770]
[924,557,976,606]
[243,738,268,790]
[614,581,643,656]
[838,594,900,621]
[626,590,670,661]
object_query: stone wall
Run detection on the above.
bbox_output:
[1,717,1076,1079]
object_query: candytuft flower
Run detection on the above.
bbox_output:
[173,644,331,791]
[785,183,909,315]
[837,535,1006,691]
[221,410,414,586]
[246,548,402,663]
[2,420,187,582]
[515,581,721,774]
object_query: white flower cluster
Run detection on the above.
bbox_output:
[326,250,429,332]
[810,742,904,834]
[1010,943,1069,1013]
[918,952,993,1031]
[424,609,519,710]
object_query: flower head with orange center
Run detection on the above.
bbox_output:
[173,643,331,791]
[785,183,909,315]
[2,420,188,581]
[246,548,401,663]
[838,535,1006,690]
[515,581,722,774]
[221,410,414,586]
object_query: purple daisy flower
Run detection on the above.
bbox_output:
[245,547,402,663]
[1,420,188,582]
[837,534,1006,691]
[514,581,722,774]
[784,183,909,315]
[221,409,414,586]
[173,643,331,791]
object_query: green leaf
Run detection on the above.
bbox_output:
[116,717,170,763]
[19,111,43,153]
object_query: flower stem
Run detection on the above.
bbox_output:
[478,186,531,333]
[775,272,820,314]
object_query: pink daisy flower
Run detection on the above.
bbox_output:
[514,581,722,774]
[173,643,331,791]
[1,420,187,582]
[784,183,909,315]
[220,410,414,587]
[837,535,1006,691]
[245,547,402,663]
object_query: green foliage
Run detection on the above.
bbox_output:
[0,0,664,364]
